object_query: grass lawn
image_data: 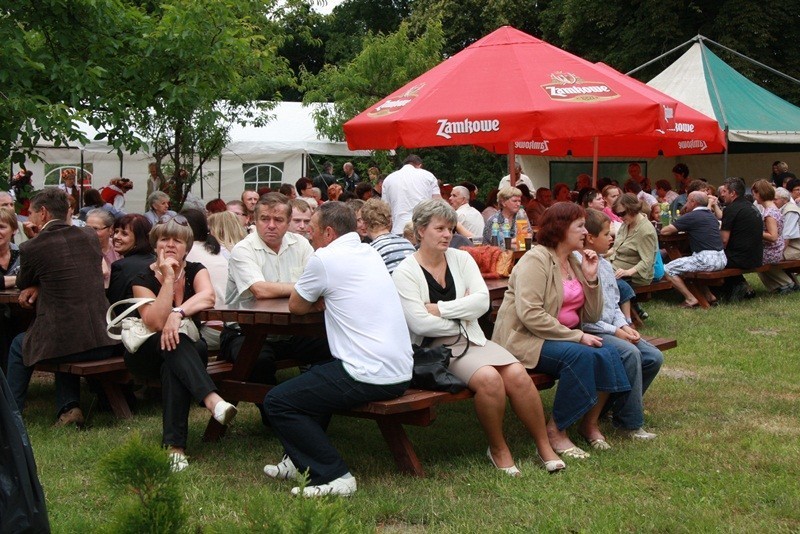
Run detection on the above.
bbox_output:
[19,275,800,532]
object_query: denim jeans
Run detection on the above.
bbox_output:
[534,339,630,430]
[616,279,635,304]
[264,359,408,485]
[6,332,116,417]
[597,334,663,429]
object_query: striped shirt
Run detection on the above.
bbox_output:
[370,233,415,273]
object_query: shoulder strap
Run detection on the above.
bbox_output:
[106,298,155,340]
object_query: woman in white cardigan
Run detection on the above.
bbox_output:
[392,200,564,475]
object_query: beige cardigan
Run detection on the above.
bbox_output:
[605,213,657,286]
[491,245,602,369]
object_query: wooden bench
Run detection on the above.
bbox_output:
[681,258,800,308]
[336,335,677,477]
[35,355,235,420]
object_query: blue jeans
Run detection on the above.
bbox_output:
[534,340,630,430]
[264,360,408,485]
[616,279,635,304]
[597,334,663,429]
[6,332,116,417]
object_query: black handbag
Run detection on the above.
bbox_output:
[410,322,470,393]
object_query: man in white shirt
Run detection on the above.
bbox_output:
[382,154,441,234]
[449,185,485,237]
[263,202,412,497]
[222,193,331,389]
[498,161,534,191]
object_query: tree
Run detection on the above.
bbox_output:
[301,20,444,143]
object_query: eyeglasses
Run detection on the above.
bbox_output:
[158,214,189,226]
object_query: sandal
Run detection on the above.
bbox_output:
[537,453,566,473]
[585,437,612,450]
[553,446,590,459]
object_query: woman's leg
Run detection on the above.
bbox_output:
[496,363,560,462]
[468,366,514,468]
[578,392,610,442]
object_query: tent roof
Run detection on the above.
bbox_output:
[35,102,365,158]
[648,42,800,143]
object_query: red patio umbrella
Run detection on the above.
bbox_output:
[343,26,725,181]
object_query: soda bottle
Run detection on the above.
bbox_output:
[502,221,511,250]
[491,221,499,246]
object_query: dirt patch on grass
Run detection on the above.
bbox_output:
[753,416,800,436]
[660,367,699,380]
[378,521,428,533]
[746,328,780,336]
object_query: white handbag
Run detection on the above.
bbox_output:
[106,298,200,353]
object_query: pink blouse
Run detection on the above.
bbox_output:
[603,206,623,223]
[557,278,585,329]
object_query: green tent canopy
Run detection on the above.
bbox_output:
[648,42,800,145]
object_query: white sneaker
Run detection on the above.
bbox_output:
[264,455,299,480]
[169,452,189,472]
[291,473,357,497]
[628,428,657,440]
[213,401,238,426]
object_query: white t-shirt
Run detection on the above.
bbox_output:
[294,232,413,385]
[456,203,486,236]
[382,164,440,234]
[498,173,534,192]
[225,231,312,305]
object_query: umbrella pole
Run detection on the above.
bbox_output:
[592,137,599,188]
[508,142,516,187]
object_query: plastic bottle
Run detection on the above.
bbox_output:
[491,221,499,246]
[502,221,511,250]
[659,202,671,227]
[515,208,528,250]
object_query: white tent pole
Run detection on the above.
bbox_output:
[699,36,800,87]
[626,36,699,76]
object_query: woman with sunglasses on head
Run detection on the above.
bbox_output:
[393,200,565,475]
[492,202,630,459]
[125,216,236,471]
[107,214,155,305]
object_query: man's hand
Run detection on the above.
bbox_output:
[18,286,39,309]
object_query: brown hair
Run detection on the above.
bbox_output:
[0,207,18,232]
[584,208,610,236]
[612,193,644,217]
[751,179,775,201]
[360,198,392,232]
[536,202,585,248]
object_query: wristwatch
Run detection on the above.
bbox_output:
[171,307,186,318]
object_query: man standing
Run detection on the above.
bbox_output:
[382,154,441,234]
[223,193,330,388]
[718,177,763,299]
[263,202,412,497]
[498,161,534,191]
[661,191,727,307]
[342,162,359,192]
[449,185,485,237]
[6,188,117,426]
[241,190,260,225]
[313,162,336,200]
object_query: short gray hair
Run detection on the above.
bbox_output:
[86,208,115,227]
[147,190,170,209]
[451,185,469,199]
[688,191,708,206]
[776,186,792,201]
[497,186,522,204]
[412,199,457,242]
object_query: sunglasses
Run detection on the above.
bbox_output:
[615,211,627,217]
[158,214,189,226]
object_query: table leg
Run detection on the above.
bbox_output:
[376,419,425,477]
[100,381,133,419]
[686,280,712,309]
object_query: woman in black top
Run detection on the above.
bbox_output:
[124,216,236,472]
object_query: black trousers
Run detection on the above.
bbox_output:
[124,333,215,449]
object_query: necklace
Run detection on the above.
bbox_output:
[559,259,573,281]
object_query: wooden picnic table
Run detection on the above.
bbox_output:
[658,231,690,261]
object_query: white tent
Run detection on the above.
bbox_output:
[18,102,368,212]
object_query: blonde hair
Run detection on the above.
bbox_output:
[208,211,247,252]
[0,207,18,232]
[497,186,522,204]
[149,217,194,252]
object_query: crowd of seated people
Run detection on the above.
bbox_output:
[4,159,799,493]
